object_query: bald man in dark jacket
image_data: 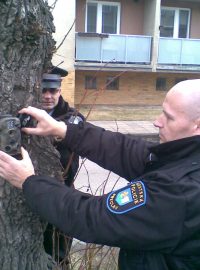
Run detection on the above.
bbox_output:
[1,79,200,269]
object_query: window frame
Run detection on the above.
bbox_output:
[85,0,121,34]
[160,6,191,38]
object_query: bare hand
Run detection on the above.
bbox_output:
[0,147,35,189]
[19,106,67,138]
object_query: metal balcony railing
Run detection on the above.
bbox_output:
[158,37,200,65]
[75,33,152,64]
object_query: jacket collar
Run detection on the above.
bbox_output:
[149,135,200,162]
[51,96,69,118]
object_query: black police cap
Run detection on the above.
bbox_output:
[42,66,68,89]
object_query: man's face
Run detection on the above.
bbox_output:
[41,88,61,112]
[153,90,197,143]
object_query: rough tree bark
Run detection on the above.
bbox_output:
[0,0,63,269]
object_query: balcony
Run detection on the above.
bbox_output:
[75,33,152,68]
[158,37,200,69]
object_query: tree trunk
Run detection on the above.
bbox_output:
[0,1,63,269]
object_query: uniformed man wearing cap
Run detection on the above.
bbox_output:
[41,67,84,269]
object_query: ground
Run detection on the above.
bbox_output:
[79,105,162,121]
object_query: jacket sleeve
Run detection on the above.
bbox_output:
[63,122,151,180]
[23,175,184,251]
[53,108,85,185]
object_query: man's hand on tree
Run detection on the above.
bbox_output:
[0,147,34,189]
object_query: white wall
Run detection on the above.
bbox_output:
[47,0,75,72]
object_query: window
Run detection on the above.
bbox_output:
[106,76,119,90]
[87,3,97,33]
[86,1,120,34]
[156,78,167,91]
[85,76,97,89]
[160,7,190,38]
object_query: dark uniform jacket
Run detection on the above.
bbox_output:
[51,95,84,186]
[23,122,200,270]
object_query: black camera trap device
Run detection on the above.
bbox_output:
[0,115,21,156]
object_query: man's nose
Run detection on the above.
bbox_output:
[153,119,160,128]
[43,92,52,98]
[153,116,162,128]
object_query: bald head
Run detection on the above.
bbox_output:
[154,79,200,143]
[167,79,200,120]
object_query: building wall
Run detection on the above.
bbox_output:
[76,0,86,32]
[61,71,76,106]
[162,0,200,38]
[190,5,200,38]
[76,0,145,35]
[76,0,200,37]
[50,0,200,107]
[74,71,200,106]
[48,0,76,105]
[120,0,144,35]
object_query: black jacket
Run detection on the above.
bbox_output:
[51,96,84,185]
[23,122,200,270]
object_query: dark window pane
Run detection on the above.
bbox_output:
[156,78,166,91]
[179,10,189,38]
[106,76,119,90]
[102,5,118,34]
[85,76,97,89]
[160,9,175,37]
[87,3,97,32]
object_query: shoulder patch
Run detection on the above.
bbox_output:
[106,180,146,214]
[68,115,83,125]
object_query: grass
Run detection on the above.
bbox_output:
[78,105,162,121]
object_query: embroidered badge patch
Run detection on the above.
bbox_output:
[106,180,146,214]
